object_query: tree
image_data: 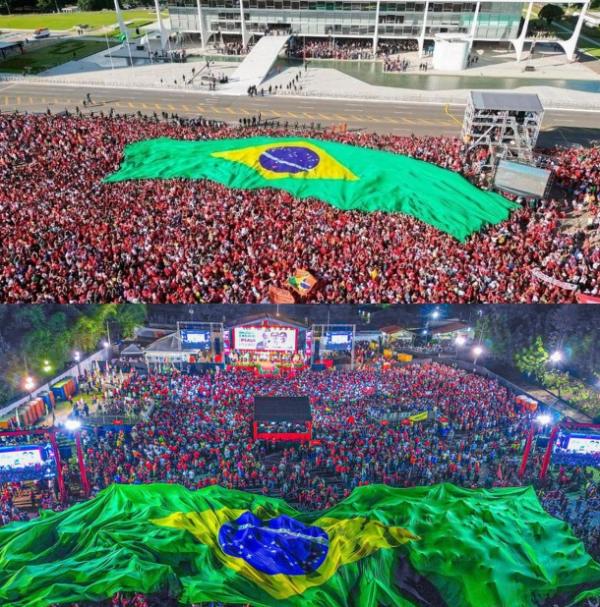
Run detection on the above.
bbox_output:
[538,4,564,26]
[543,370,571,398]
[514,336,549,382]
[37,0,57,11]
[77,0,112,10]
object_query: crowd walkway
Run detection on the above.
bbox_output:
[224,34,290,95]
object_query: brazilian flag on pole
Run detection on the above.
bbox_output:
[104,137,519,241]
[0,483,599,607]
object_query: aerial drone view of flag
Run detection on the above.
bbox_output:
[0,303,598,607]
[0,113,598,304]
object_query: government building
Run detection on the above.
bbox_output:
[166,0,590,59]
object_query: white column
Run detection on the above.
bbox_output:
[418,0,429,57]
[196,0,208,48]
[372,0,381,56]
[154,0,167,51]
[513,0,533,62]
[240,0,249,48]
[469,0,480,51]
[560,0,590,61]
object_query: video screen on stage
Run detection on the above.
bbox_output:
[0,445,44,469]
[233,327,297,352]
[494,160,551,198]
[565,435,600,455]
[553,431,600,466]
[324,331,353,351]
[180,329,211,350]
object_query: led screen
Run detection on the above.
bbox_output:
[180,329,211,350]
[324,331,353,351]
[566,436,600,454]
[233,327,297,352]
[0,446,44,469]
[494,160,551,198]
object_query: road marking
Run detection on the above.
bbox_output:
[29,96,33,104]
[168,104,176,110]
[444,103,463,126]
[2,96,7,106]
[128,102,135,108]
[155,103,162,110]
[318,113,332,120]
[303,113,315,119]
[181,104,190,111]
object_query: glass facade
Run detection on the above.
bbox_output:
[168,0,524,41]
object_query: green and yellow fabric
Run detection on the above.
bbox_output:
[0,483,598,607]
[105,137,518,241]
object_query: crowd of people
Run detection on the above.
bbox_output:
[1,112,597,304]
[288,38,374,59]
[59,365,595,557]
[287,38,417,60]
[0,363,596,607]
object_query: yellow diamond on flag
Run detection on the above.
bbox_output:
[211,140,359,181]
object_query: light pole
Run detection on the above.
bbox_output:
[548,350,564,397]
[19,375,35,428]
[472,345,483,370]
[74,351,81,379]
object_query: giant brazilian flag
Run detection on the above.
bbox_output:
[1,483,599,607]
[104,137,518,241]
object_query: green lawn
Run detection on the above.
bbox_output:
[0,9,161,31]
[0,38,117,73]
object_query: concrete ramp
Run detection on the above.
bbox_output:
[223,35,290,95]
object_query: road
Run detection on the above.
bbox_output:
[1,80,600,145]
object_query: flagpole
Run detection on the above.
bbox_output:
[105,32,115,74]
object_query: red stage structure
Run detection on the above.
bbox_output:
[519,420,600,479]
[0,427,91,504]
[252,396,313,442]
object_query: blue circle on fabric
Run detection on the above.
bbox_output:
[258,146,320,174]
[218,511,329,575]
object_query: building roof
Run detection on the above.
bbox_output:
[0,41,22,51]
[380,325,411,335]
[430,321,469,335]
[121,344,144,356]
[470,91,543,112]
[144,332,180,353]
[253,396,312,422]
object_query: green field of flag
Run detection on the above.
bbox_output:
[0,483,598,607]
[105,137,518,241]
